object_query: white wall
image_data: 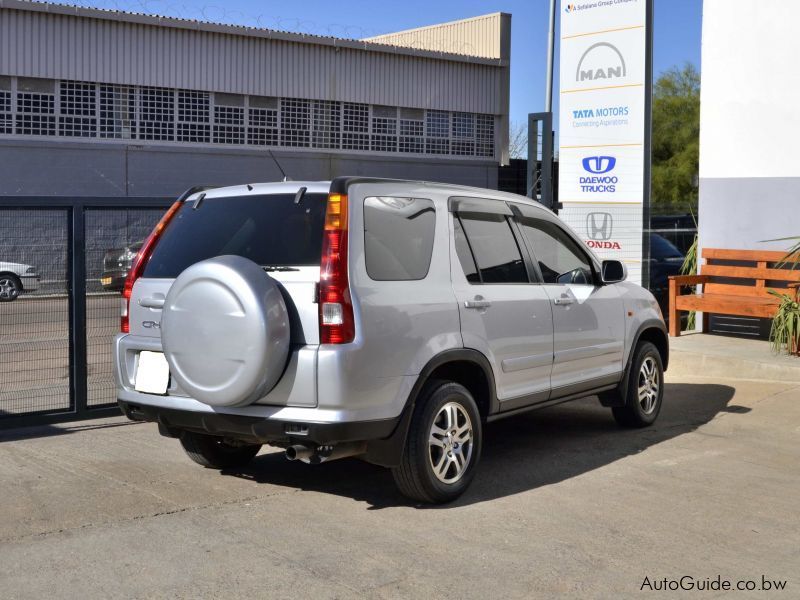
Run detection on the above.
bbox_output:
[699,0,800,251]
[701,0,800,179]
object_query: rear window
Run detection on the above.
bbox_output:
[143,193,327,278]
[363,197,435,281]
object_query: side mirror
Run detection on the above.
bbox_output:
[601,260,627,284]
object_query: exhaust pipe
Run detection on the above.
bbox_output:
[284,442,367,464]
[310,442,368,464]
[285,444,314,462]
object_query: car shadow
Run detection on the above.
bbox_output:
[221,382,738,509]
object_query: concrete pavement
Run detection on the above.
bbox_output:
[0,352,798,598]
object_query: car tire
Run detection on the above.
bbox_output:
[392,380,482,504]
[612,341,664,428]
[0,274,21,302]
[179,431,262,469]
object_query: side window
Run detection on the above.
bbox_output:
[364,197,435,281]
[518,217,594,285]
[456,212,528,284]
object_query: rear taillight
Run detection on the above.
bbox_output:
[319,193,354,344]
[121,200,182,333]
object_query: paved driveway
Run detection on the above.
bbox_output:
[0,374,798,598]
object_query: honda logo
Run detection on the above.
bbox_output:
[582,156,616,174]
[586,212,613,241]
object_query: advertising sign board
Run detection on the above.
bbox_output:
[558,0,652,285]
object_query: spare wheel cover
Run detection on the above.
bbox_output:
[161,255,290,407]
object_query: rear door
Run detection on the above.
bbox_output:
[450,198,554,407]
[512,204,625,394]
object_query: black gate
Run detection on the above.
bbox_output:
[0,197,172,429]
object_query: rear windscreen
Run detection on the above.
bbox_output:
[143,193,327,278]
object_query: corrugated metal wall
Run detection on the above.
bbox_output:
[364,13,509,61]
[0,6,504,115]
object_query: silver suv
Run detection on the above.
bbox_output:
[115,178,668,504]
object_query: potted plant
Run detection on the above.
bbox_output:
[766,236,800,356]
[768,290,800,355]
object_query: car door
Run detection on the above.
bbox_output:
[449,198,554,408]
[512,204,625,395]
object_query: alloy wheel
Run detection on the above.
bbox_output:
[0,277,19,301]
[638,356,660,415]
[428,401,474,484]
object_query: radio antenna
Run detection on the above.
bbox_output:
[268,149,291,181]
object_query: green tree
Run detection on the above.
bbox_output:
[651,63,700,214]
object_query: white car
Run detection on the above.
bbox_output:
[0,261,40,302]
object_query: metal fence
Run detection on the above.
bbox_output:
[0,197,170,429]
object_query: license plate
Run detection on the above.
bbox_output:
[100,276,112,285]
[135,351,170,395]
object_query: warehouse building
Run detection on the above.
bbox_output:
[0,1,510,196]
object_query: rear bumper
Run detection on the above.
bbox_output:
[119,400,399,445]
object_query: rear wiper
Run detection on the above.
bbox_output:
[262,266,300,272]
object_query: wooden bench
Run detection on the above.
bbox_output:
[668,248,800,337]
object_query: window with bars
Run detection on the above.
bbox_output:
[248,96,278,146]
[58,81,96,137]
[16,78,56,136]
[139,87,174,141]
[342,102,369,151]
[399,108,424,154]
[0,76,498,159]
[0,77,11,135]
[99,84,136,139]
[213,93,245,144]
[280,98,310,147]
[476,114,495,158]
[312,100,340,149]
[371,105,397,153]
[425,110,449,155]
[451,112,475,156]
[177,89,210,143]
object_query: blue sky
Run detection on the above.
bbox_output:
[75,0,702,128]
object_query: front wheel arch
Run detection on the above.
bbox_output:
[599,322,669,407]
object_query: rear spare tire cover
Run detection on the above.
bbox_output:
[161,255,290,407]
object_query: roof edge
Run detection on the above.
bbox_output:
[1,0,504,65]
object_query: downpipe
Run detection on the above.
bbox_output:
[285,442,367,465]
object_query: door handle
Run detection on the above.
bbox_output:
[139,296,165,309]
[464,297,492,309]
[553,296,574,306]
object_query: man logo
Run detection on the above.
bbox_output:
[565,3,576,12]
[575,42,627,82]
[586,212,613,241]
[582,156,616,174]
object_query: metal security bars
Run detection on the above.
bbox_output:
[0,76,496,160]
[0,197,172,430]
